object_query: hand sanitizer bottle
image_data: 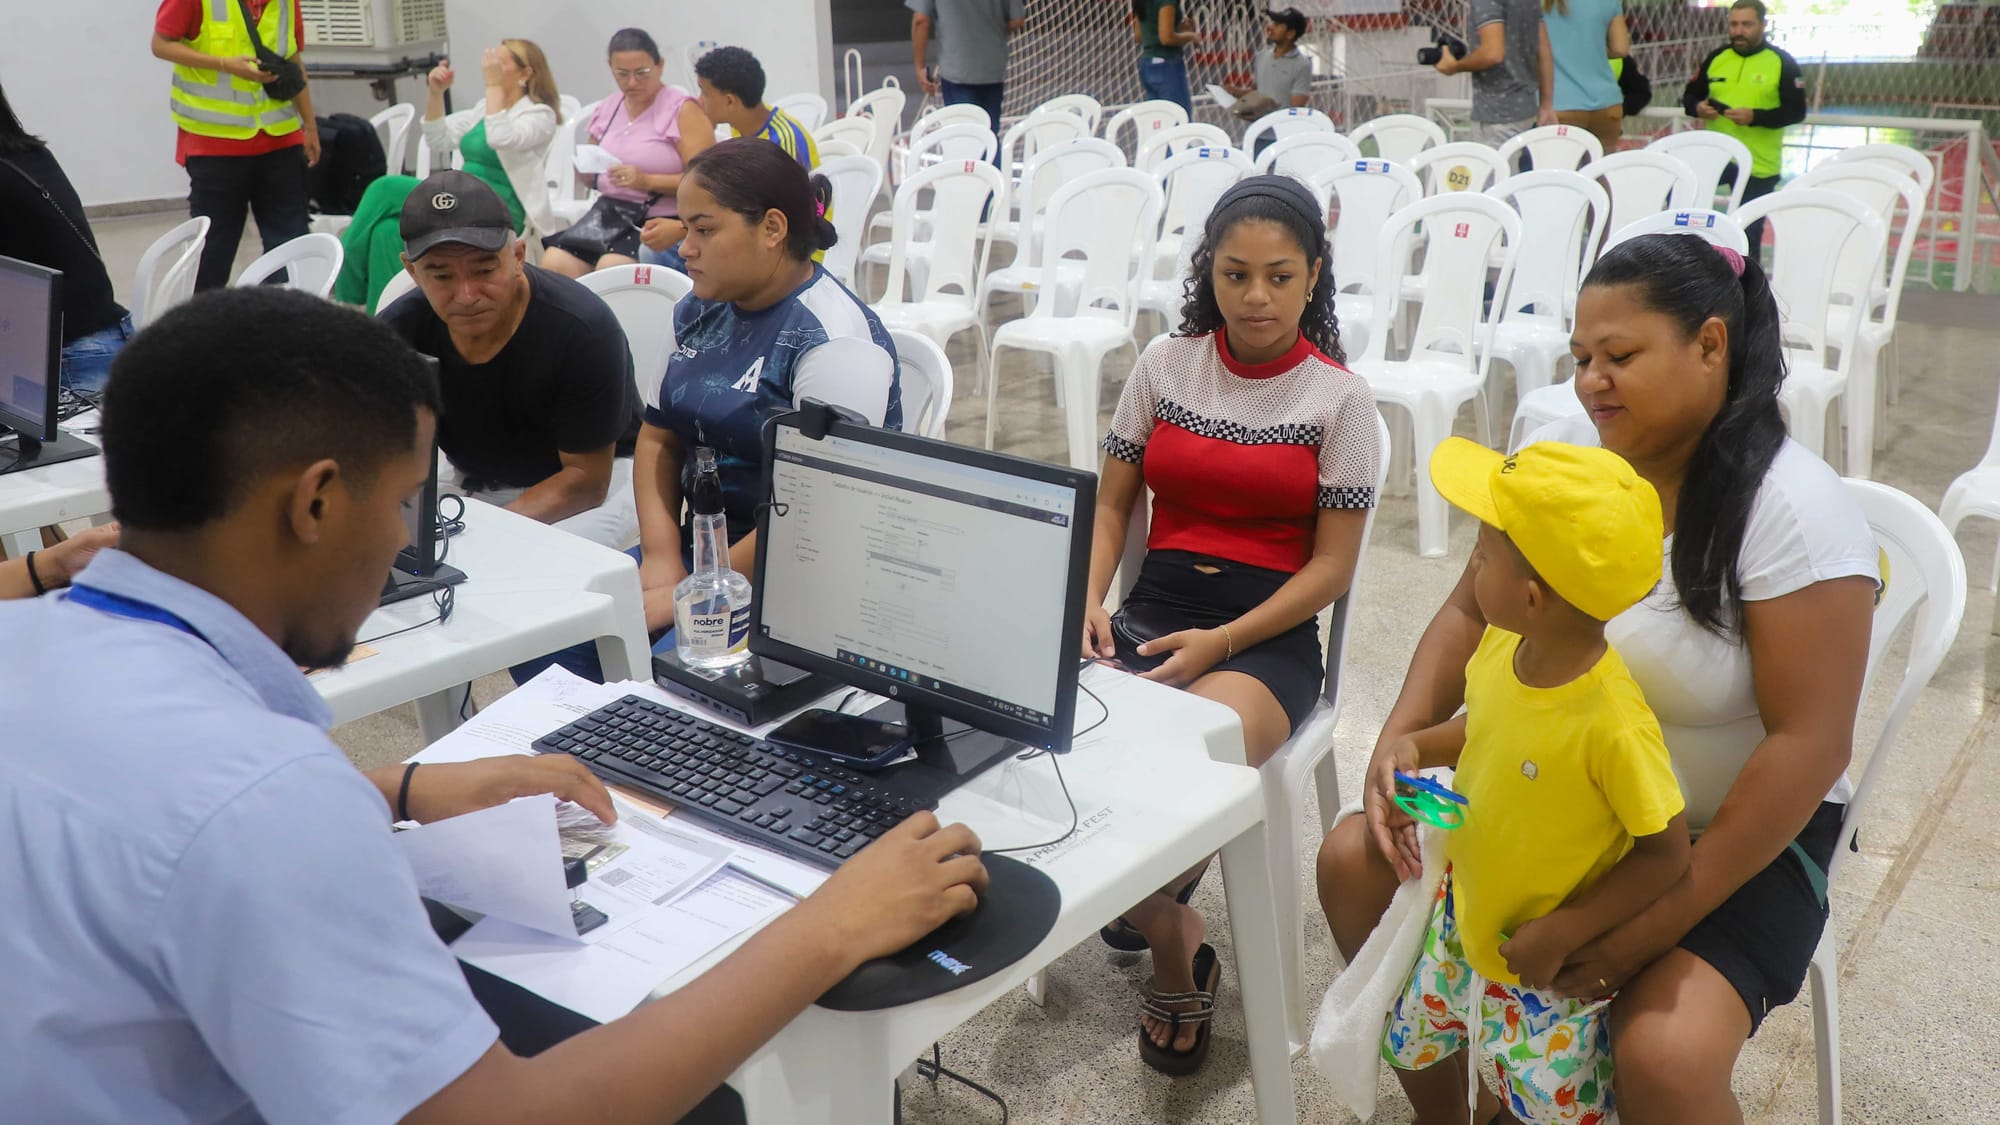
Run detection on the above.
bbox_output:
[673,447,753,669]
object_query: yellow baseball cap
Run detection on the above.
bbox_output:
[1430,437,1664,622]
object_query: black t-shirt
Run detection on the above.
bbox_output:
[381,264,641,489]
[0,146,126,344]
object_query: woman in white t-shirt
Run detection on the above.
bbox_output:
[1317,233,1877,1124]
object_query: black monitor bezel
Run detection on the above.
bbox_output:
[750,412,1096,754]
[0,255,61,443]
[397,354,445,575]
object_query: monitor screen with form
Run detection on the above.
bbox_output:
[0,255,57,441]
[754,418,1092,753]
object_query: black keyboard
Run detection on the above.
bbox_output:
[534,695,925,868]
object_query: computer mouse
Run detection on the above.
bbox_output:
[815,851,1062,1012]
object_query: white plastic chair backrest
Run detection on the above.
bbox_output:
[1240,106,1338,153]
[1105,100,1191,154]
[817,138,863,159]
[543,119,581,207]
[772,93,828,131]
[578,264,693,404]
[1409,141,1505,196]
[1253,131,1362,182]
[573,98,604,143]
[558,93,582,125]
[375,268,419,312]
[231,232,343,298]
[1834,479,1967,877]
[129,217,208,330]
[1362,193,1521,370]
[1350,114,1446,164]
[1136,122,1232,173]
[371,103,417,175]
[1830,142,1936,198]
[1603,208,1749,255]
[1494,122,1603,174]
[1790,161,1927,327]
[1013,138,1128,267]
[1311,159,1423,298]
[881,159,1005,305]
[820,153,886,286]
[413,134,466,178]
[1487,170,1608,320]
[814,115,877,156]
[1734,187,1886,362]
[999,109,1092,177]
[1029,168,1165,328]
[1648,130,1755,211]
[1154,147,1255,278]
[910,104,994,149]
[886,328,954,439]
[907,121,998,169]
[1035,93,1104,135]
[1579,150,1700,242]
[847,86,908,165]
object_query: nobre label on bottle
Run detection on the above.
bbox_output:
[687,611,730,639]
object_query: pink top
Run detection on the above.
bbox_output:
[587,86,693,218]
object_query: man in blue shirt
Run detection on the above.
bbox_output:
[0,288,986,1123]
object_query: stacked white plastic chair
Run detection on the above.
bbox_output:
[1104,99,1190,159]
[819,153,887,289]
[1484,170,1609,428]
[1308,159,1423,359]
[129,217,208,330]
[1240,106,1338,154]
[1578,150,1701,244]
[813,115,877,156]
[870,160,1006,400]
[1494,122,1603,173]
[1137,146,1255,332]
[847,86,908,170]
[1648,129,1754,212]
[231,232,344,298]
[1349,114,1446,164]
[976,138,1129,350]
[860,123,999,291]
[1253,132,1361,184]
[1829,143,1935,408]
[1135,121,1233,173]
[1034,93,1104,134]
[773,92,829,131]
[1409,141,1506,196]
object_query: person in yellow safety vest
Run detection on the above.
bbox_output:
[1681,0,1806,258]
[151,0,321,291]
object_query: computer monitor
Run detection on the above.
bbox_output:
[751,408,1095,775]
[382,356,466,605]
[0,255,96,476]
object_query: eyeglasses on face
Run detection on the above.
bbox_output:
[612,67,656,82]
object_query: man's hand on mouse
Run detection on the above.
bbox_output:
[797,812,989,967]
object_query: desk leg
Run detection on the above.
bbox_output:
[1220,821,1299,1125]
[735,1022,899,1124]
[415,687,469,744]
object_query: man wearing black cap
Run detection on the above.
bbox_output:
[380,171,642,548]
[1223,7,1315,122]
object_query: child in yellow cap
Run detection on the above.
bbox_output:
[1379,438,1690,1125]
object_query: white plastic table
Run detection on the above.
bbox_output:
[0,417,112,556]
[310,499,652,740]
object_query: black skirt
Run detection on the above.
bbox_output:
[1116,549,1325,731]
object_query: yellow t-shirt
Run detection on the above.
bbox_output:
[1445,626,1685,984]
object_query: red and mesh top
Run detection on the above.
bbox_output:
[1104,331,1381,574]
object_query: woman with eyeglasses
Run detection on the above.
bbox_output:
[333,39,561,312]
[540,28,716,278]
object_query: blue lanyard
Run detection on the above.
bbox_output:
[66,584,212,649]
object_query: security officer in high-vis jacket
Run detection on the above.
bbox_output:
[1682,0,1805,257]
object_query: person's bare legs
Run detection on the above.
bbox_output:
[538,246,593,278]
[596,253,638,271]
[1612,948,1752,1125]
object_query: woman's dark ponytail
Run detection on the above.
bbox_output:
[808,173,839,253]
[1581,233,1787,637]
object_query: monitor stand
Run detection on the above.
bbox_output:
[380,561,467,606]
[0,428,98,477]
[824,701,1025,806]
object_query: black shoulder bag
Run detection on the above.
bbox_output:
[233,0,308,102]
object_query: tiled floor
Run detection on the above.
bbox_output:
[91,208,2000,1122]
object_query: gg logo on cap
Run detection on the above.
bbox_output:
[431,192,458,212]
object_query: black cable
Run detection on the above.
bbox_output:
[986,749,1079,856]
[356,582,455,646]
[458,680,476,721]
[913,1042,1009,1123]
[436,493,467,542]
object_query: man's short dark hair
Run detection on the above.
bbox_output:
[100,288,443,532]
[1730,0,1767,20]
[694,45,765,107]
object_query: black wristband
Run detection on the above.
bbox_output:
[397,762,420,822]
[24,551,47,596]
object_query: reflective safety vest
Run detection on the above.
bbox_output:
[168,0,302,140]
[1703,46,1785,178]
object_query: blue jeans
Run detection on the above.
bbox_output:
[1138,55,1193,115]
[638,242,687,272]
[60,314,134,396]
[940,79,1005,137]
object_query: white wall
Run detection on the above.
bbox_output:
[1,0,833,209]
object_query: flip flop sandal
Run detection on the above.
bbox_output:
[1137,943,1219,1077]
[1100,867,1207,953]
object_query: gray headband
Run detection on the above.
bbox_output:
[1206,174,1326,241]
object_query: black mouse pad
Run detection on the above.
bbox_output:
[815,852,1062,1012]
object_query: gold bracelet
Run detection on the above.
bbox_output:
[1221,624,1235,661]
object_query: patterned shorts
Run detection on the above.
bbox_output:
[1381,875,1618,1125]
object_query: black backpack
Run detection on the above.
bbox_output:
[1619,54,1654,117]
[307,113,388,216]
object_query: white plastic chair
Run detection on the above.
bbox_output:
[1135,121,1233,173]
[374,103,418,175]
[1736,188,1887,469]
[821,153,887,289]
[986,168,1164,469]
[1507,210,1750,449]
[1830,142,1936,199]
[870,160,1006,400]
[1034,93,1104,135]
[1792,162,1927,478]
[129,217,208,330]
[232,232,343,298]
[977,138,1129,345]
[814,115,878,157]
[1348,193,1521,557]
[1136,146,1255,332]
[374,267,419,312]
[1309,159,1423,359]
[1240,106,1338,154]
[1104,100,1191,157]
[1809,479,1967,1125]
[999,109,1093,181]
[1578,150,1701,245]
[1649,129,1755,212]
[543,116,594,231]
[862,125,1000,286]
[1494,122,1603,174]
[816,139,864,160]
[1484,170,1609,422]
[1940,389,2000,593]
[773,92,828,131]
[847,86,908,169]
[413,134,466,179]
[900,103,995,178]
[887,328,954,439]
[558,93,582,126]
[1409,141,1505,196]
[1252,132,1361,184]
[1349,114,1446,164]
[577,264,693,402]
